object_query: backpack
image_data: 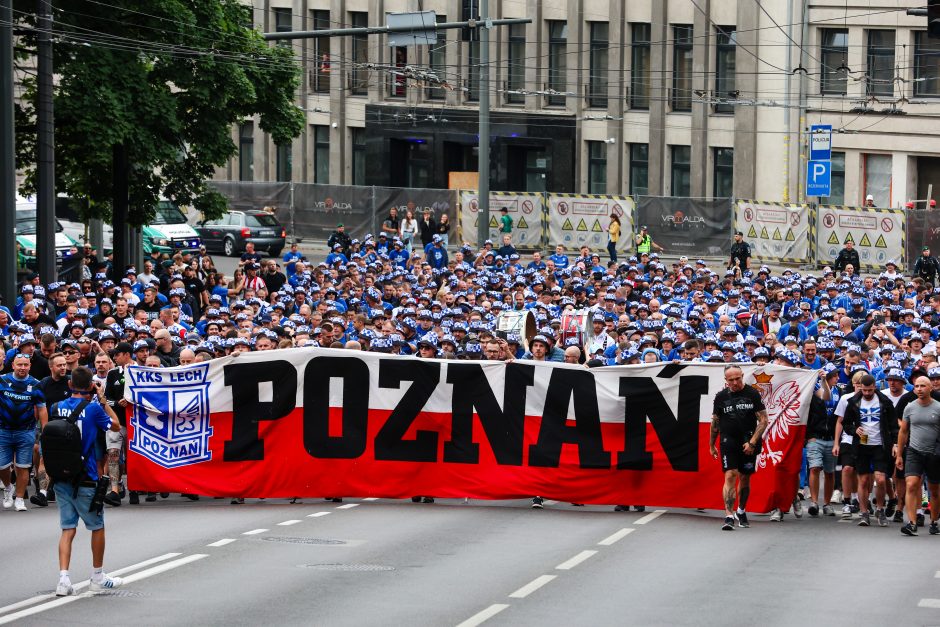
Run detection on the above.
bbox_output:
[40,400,90,484]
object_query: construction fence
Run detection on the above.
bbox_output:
[208,182,928,270]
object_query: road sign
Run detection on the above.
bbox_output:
[806,160,831,197]
[810,124,832,161]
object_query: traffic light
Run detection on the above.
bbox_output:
[930,0,940,39]
[461,0,478,42]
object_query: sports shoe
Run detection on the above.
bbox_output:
[858,512,870,527]
[885,498,897,518]
[30,492,48,507]
[850,498,860,514]
[55,580,74,597]
[103,492,121,507]
[930,522,940,536]
[145,493,157,502]
[808,501,819,517]
[230,498,244,505]
[792,497,803,518]
[901,522,918,536]
[614,505,630,512]
[633,505,646,512]
[892,510,904,523]
[877,509,888,527]
[831,489,842,504]
[160,493,169,499]
[421,497,435,503]
[841,504,853,518]
[531,496,544,509]
[2,484,13,509]
[769,508,783,522]
[14,497,26,512]
[722,516,734,531]
[735,511,749,528]
[917,512,925,527]
[823,505,835,516]
[89,574,123,592]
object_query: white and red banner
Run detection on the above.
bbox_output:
[125,349,817,512]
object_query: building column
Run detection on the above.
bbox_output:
[605,0,624,193]
[690,0,710,197]
[732,0,758,199]
[330,0,347,184]
[647,1,667,196]
[566,0,583,189]
[293,0,307,182]
[524,0,542,112]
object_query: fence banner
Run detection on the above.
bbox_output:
[373,187,458,241]
[734,200,811,264]
[903,210,940,269]
[291,184,375,242]
[458,191,545,249]
[815,205,905,270]
[206,181,291,213]
[125,349,815,512]
[634,197,733,256]
[546,194,635,253]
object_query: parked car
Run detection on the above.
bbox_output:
[143,201,202,255]
[195,210,286,257]
[15,198,80,271]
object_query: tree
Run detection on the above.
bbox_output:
[13,0,304,272]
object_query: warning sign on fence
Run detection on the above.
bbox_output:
[734,200,811,264]
[546,194,635,252]
[458,191,545,248]
[815,205,905,270]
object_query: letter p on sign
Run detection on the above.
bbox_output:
[806,160,831,197]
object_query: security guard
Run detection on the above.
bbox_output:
[634,225,663,255]
[729,231,751,270]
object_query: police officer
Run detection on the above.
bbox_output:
[729,231,751,271]
[914,246,940,285]
[634,225,663,256]
[834,240,861,274]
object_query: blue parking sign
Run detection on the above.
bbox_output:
[806,160,831,197]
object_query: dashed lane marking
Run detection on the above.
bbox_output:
[918,599,940,608]
[242,529,268,535]
[336,503,359,509]
[207,539,236,547]
[455,603,510,627]
[362,498,379,501]
[277,520,302,526]
[598,528,634,546]
[307,512,331,518]
[555,550,597,570]
[633,510,667,525]
[508,575,556,599]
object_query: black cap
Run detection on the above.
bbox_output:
[113,342,133,354]
[735,230,744,236]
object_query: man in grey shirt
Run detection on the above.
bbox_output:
[897,376,940,536]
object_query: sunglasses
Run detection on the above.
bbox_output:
[62,350,78,356]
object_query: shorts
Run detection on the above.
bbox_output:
[720,436,756,475]
[855,444,889,476]
[838,442,857,469]
[106,427,126,450]
[904,448,940,484]
[54,483,104,531]
[0,428,36,469]
[806,439,836,474]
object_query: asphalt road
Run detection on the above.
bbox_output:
[1,496,939,626]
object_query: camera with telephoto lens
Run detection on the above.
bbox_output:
[90,477,110,515]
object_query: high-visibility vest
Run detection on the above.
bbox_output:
[636,234,652,253]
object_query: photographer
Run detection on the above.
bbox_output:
[48,366,122,596]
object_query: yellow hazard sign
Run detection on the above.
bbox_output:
[772,227,782,241]
[760,226,769,239]
[827,232,839,245]
[561,218,573,230]
[576,219,588,232]
[747,225,757,238]
[785,228,795,242]
[518,217,528,229]
[875,234,887,248]
[843,232,854,244]
[489,216,499,228]
[859,233,871,247]
[591,220,603,232]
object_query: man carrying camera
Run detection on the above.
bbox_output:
[48,366,122,596]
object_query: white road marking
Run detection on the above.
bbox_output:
[543,500,558,506]
[0,552,181,617]
[0,554,207,625]
[555,550,597,570]
[207,538,236,547]
[455,603,510,627]
[598,528,634,546]
[336,503,359,509]
[242,528,268,535]
[918,598,940,608]
[362,497,379,501]
[837,518,854,523]
[935,571,940,578]
[307,512,331,518]
[278,520,302,526]
[508,575,556,599]
[633,510,667,525]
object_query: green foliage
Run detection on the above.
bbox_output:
[14,0,304,225]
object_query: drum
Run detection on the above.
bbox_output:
[559,309,595,347]
[496,310,537,350]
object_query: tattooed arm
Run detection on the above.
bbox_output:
[744,409,768,454]
[709,414,720,459]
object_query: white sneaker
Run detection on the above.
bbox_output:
[831,489,842,504]
[792,497,803,518]
[55,580,74,597]
[823,504,835,516]
[770,508,783,522]
[14,497,27,512]
[2,484,13,509]
[90,574,123,591]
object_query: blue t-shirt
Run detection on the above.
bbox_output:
[50,397,111,481]
[0,373,45,431]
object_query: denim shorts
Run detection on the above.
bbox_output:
[0,427,36,469]
[806,439,836,474]
[54,484,104,531]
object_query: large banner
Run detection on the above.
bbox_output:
[459,191,544,249]
[546,194,635,253]
[373,187,458,238]
[634,197,733,256]
[291,184,376,242]
[734,200,812,264]
[815,205,905,271]
[125,350,816,512]
[903,209,940,269]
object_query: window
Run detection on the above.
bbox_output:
[630,24,650,110]
[352,128,366,185]
[314,125,329,184]
[350,12,368,95]
[715,27,736,113]
[713,148,733,197]
[276,142,291,182]
[867,30,895,97]
[821,28,848,95]
[830,152,846,204]
[467,40,480,101]
[915,32,940,97]
[864,153,891,207]
[629,144,648,196]
[672,25,693,111]
[274,8,291,48]
[671,145,691,196]
[587,141,607,194]
[238,123,253,182]
[389,46,407,97]
[589,22,609,108]
[311,10,331,93]
[507,24,526,103]
[547,21,567,106]
[427,15,447,100]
